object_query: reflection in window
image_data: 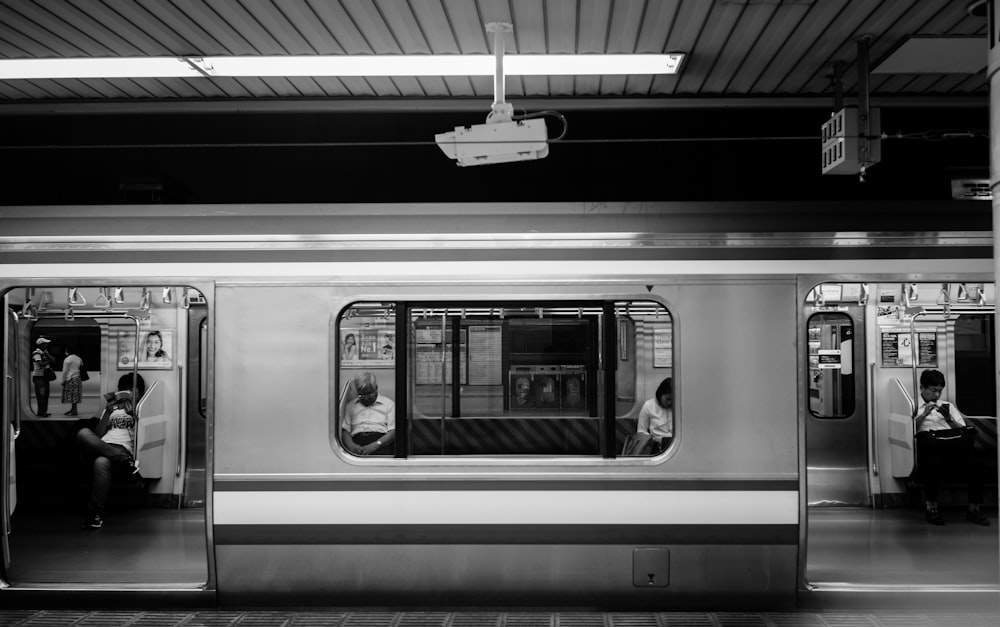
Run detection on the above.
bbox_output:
[807,312,855,418]
[335,300,672,458]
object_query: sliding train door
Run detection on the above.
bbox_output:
[0,284,211,599]
[805,298,868,506]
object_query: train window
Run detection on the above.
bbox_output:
[807,313,855,418]
[954,314,996,416]
[335,300,673,458]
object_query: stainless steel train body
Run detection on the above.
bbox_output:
[0,203,996,610]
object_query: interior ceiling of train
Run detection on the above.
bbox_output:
[0,1,992,205]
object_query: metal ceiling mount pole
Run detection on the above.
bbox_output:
[486,22,514,124]
[856,35,873,181]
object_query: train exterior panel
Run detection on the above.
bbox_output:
[0,203,996,611]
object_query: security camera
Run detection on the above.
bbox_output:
[435,118,549,167]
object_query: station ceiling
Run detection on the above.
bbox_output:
[0,0,989,111]
[0,1,992,206]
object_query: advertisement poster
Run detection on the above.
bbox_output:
[880,331,937,367]
[340,320,395,368]
[653,326,672,368]
[117,329,174,370]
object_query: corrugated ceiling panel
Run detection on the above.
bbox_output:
[240,0,316,54]
[725,2,811,94]
[699,2,777,93]
[509,0,543,54]
[175,1,256,54]
[344,0,405,54]
[749,1,845,95]
[311,1,375,55]
[605,0,649,54]
[121,0,219,56]
[0,0,989,105]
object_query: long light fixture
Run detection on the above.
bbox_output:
[0,53,685,80]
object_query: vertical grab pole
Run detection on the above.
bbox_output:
[869,362,879,510]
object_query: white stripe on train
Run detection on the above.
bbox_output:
[0,258,991,279]
[214,490,798,525]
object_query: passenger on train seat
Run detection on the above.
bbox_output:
[629,377,673,455]
[913,369,989,526]
[342,372,395,456]
[76,381,140,529]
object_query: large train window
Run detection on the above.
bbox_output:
[955,313,996,416]
[807,313,855,418]
[335,300,673,458]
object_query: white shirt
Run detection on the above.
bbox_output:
[637,398,673,440]
[343,395,395,435]
[915,400,966,433]
[101,408,135,454]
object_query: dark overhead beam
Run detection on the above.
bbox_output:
[0,95,987,116]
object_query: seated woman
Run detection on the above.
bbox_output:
[76,378,141,529]
[628,377,673,455]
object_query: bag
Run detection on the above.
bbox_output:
[917,425,977,442]
[79,365,89,382]
[44,367,56,382]
[916,425,977,454]
[621,433,655,456]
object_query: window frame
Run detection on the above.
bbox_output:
[334,298,674,461]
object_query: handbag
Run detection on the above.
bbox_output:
[79,365,89,382]
[916,425,977,453]
[44,367,56,382]
[917,425,977,442]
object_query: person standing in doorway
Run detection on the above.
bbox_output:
[61,346,83,416]
[31,337,53,417]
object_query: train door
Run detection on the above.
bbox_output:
[804,281,999,596]
[0,284,211,599]
[805,293,868,506]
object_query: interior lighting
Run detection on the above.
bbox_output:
[0,53,685,80]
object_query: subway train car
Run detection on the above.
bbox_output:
[0,202,996,610]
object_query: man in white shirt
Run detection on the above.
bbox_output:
[914,369,988,526]
[342,372,395,456]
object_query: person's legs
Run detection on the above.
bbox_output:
[32,376,49,416]
[86,456,112,525]
[76,428,131,464]
[918,438,945,525]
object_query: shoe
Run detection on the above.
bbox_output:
[967,510,990,526]
[64,410,77,416]
[36,413,49,417]
[127,459,140,475]
[925,508,945,525]
[82,513,103,529]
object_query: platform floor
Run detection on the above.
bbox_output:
[2,609,1000,626]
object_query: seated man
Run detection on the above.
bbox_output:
[914,368,989,526]
[76,384,140,529]
[342,372,395,456]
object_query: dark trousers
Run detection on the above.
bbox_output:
[77,428,132,514]
[32,375,49,415]
[917,435,984,504]
[352,431,393,455]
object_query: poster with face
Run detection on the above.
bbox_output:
[340,319,395,368]
[118,329,173,370]
[510,374,534,410]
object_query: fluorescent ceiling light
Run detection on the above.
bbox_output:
[0,54,684,80]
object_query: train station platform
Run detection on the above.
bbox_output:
[2,609,1000,626]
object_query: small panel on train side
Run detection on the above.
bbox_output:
[333,300,674,458]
